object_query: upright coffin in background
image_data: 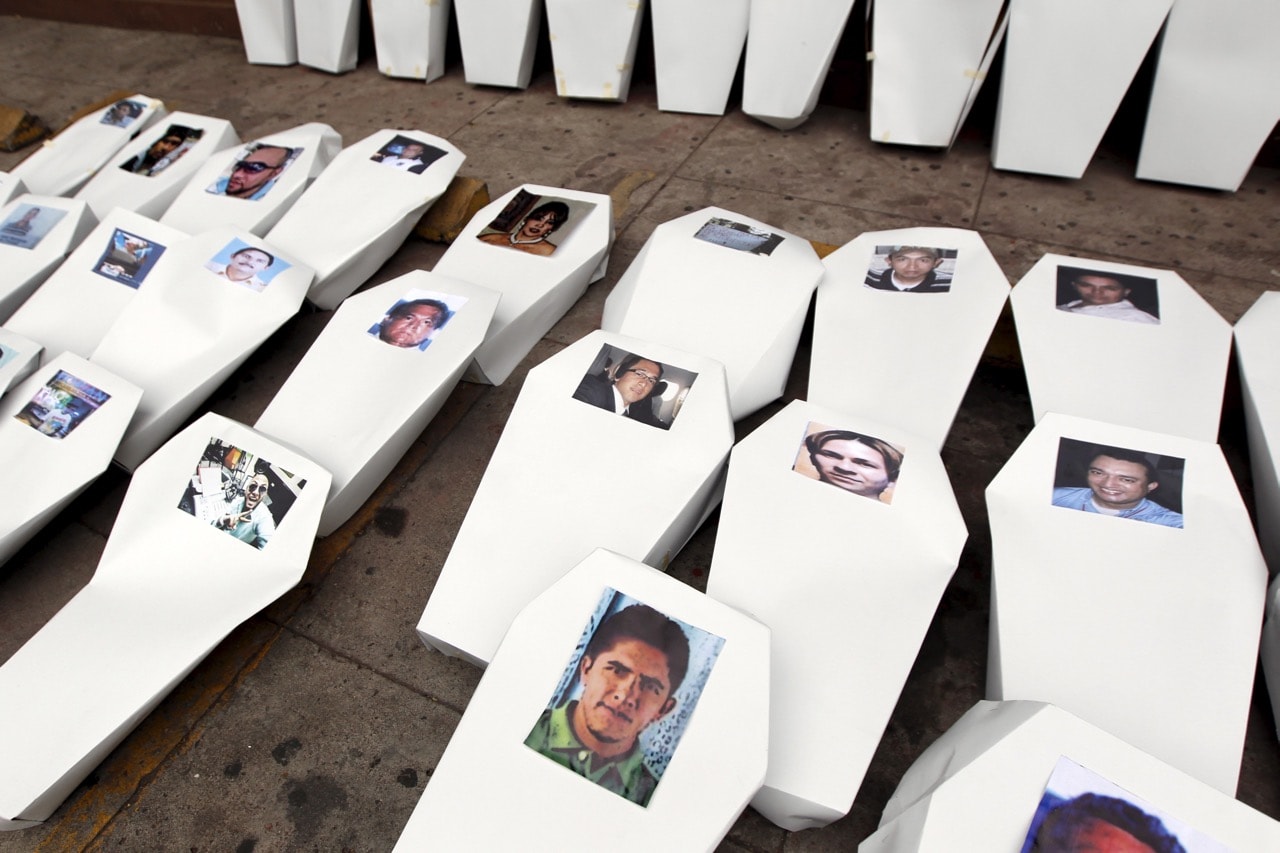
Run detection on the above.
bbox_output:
[453,0,540,88]
[707,400,966,829]
[650,0,749,116]
[295,0,360,74]
[1136,0,1280,190]
[74,112,239,220]
[418,330,734,667]
[10,95,166,196]
[234,0,298,65]
[544,0,645,101]
[1012,253,1229,443]
[603,206,822,421]
[255,271,499,536]
[741,0,855,130]
[0,328,41,397]
[0,414,330,829]
[396,549,770,852]
[986,413,1265,794]
[861,700,1280,852]
[161,123,342,237]
[809,228,1009,450]
[0,195,96,322]
[370,0,451,81]
[0,354,141,567]
[267,128,464,309]
[991,0,1173,177]
[4,211,186,362]
[432,184,612,385]
[90,228,313,470]
[867,0,1006,147]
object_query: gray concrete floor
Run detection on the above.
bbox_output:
[1,16,1279,852]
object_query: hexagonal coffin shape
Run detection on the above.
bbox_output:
[707,399,966,829]
[545,0,645,101]
[985,413,1265,794]
[1012,254,1231,442]
[742,0,855,130]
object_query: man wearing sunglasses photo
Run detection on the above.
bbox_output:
[208,143,297,200]
[215,471,276,549]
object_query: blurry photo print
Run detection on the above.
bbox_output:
[92,227,166,289]
[1056,265,1160,324]
[100,99,145,129]
[176,437,307,550]
[692,216,783,256]
[14,371,111,439]
[864,245,957,293]
[369,134,446,174]
[119,123,204,177]
[0,203,68,250]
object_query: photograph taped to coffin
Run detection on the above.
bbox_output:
[176,436,307,551]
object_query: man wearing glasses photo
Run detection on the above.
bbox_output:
[208,143,297,200]
[572,351,669,430]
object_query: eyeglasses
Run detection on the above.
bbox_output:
[232,160,279,174]
[623,369,659,387]
[245,482,268,494]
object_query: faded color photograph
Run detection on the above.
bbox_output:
[176,437,307,550]
[92,227,166,289]
[100,99,145,129]
[477,189,595,257]
[0,203,68,250]
[13,371,111,439]
[793,421,904,504]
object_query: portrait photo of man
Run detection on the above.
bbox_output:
[0,203,68,250]
[571,344,698,431]
[525,590,724,808]
[119,124,203,177]
[176,438,306,550]
[793,422,904,504]
[864,245,957,293]
[1055,265,1160,324]
[1051,438,1184,529]
[366,289,464,351]
[100,99,144,129]
[203,238,291,293]
[476,189,594,257]
[369,135,446,174]
[206,142,301,201]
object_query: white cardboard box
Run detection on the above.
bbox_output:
[0,194,97,322]
[370,0,452,81]
[73,112,240,220]
[1012,253,1230,443]
[985,412,1266,794]
[809,228,1009,450]
[1235,291,1280,575]
[0,412,330,829]
[89,228,314,470]
[603,206,823,421]
[545,0,645,101]
[651,0,749,116]
[254,270,499,536]
[418,329,735,666]
[295,0,360,74]
[266,128,464,309]
[161,123,342,237]
[0,354,141,567]
[453,0,540,88]
[707,399,966,829]
[741,0,855,130]
[861,700,1280,852]
[396,548,770,852]
[432,184,613,385]
[11,95,166,197]
[991,0,1173,178]
[234,0,298,65]
[1136,0,1280,191]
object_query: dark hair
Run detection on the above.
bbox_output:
[584,604,691,694]
[1034,793,1185,853]
[385,298,452,330]
[887,245,941,260]
[805,430,903,483]
[524,201,570,233]
[1086,445,1157,482]
[231,246,275,267]
[614,352,664,383]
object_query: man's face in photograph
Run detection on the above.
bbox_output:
[577,637,673,749]
[886,249,941,284]
[1072,275,1130,306]
[615,359,661,406]
[1086,455,1156,511]
[226,147,289,198]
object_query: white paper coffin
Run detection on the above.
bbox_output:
[0,194,97,322]
[706,399,965,830]
[266,128,465,310]
[433,184,613,385]
[89,228,314,470]
[741,0,855,130]
[0,354,141,568]
[396,548,769,852]
[160,123,342,237]
[0,328,42,397]
[73,112,239,220]
[1262,576,1280,741]
[5,211,188,362]
[295,0,361,74]
[603,207,822,421]
[545,0,645,101]
[868,0,1007,147]
[985,413,1266,794]
[370,0,452,81]
[1136,0,1280,191]
[810,228,1009,450]
[10,95,166,197]
[1235,291,1280,575]
[651,0,748,116]
[255,271,499,536]
[0,413,330,829]
[1012,254,1230,443]
[418,329,735,666]
[991,0,1173,178]
[453,0,540,88]
[861,700,1280,853]
[234,0,299,65]
[0,171,25,206]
